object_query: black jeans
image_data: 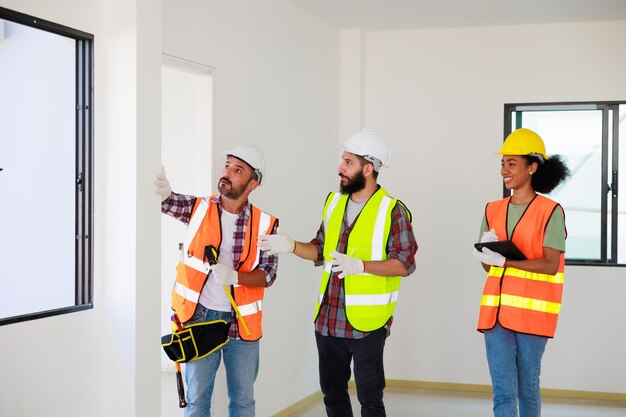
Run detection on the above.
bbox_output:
[315,328,387,417]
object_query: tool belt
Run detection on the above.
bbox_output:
[161,319,230,363]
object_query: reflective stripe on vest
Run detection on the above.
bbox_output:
[477,195,565,338]
[171,198,219,323]
[322,260,400,306]
[171,196,277,342]
[172,281,200,304]
[231,209,276,340]
[236,300,263,317]
[499,266,564,284]
[172,254,211,304]
[315,188,403,332]
[323,192,343,230]
[245,211,272,271]
[346,291,399,306]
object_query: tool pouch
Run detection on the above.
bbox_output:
[161,319,230,363]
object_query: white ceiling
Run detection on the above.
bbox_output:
[287,0,626,30]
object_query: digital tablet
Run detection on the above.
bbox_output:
[474,240,527,260]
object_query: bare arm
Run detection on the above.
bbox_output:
[480,246,561,274]
[237,269,269,287]
[364,258,409,277]
[503,246,562,275]
[292,241,321,261]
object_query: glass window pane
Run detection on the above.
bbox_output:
[0,20,76,319]
[520,110,603,260]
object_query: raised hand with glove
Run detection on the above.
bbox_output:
[154,165,172,202]
[480,228,499,243]
[330,250,364,279]
[211,263,239,286]
[257,227,295,255]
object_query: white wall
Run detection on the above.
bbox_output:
[99,0,162,416]
[0,0,163,416]
[0,3,103,416]
[357,21,626,394]
[160,62,214,373]
[161,0,340,415]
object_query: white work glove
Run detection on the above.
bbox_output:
[480,228,499,243]
[257,227,295,255]
[211,263,239,286]
[473,247,505,267]
[154,165,172,202]
[330,250,364,279]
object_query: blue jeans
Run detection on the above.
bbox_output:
[184,306,259,417]
[484,323,548,417]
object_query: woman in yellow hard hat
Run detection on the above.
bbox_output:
[473,128,569,417]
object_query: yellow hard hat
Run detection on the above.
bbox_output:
[498,128,549,161]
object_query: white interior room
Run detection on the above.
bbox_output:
[1,1,626,416]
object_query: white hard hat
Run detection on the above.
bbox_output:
[223,144,266,184]
[340,128,391,170]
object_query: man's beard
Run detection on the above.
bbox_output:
[339,170,366,194]
[218,177,249,199]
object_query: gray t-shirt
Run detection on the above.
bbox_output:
[346,198,367,226]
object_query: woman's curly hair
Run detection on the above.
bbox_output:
[524,154,570,194]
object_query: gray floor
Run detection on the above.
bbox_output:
[162,372,626,417]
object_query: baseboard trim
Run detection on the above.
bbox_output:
[382,379,626,403]
[540,387,626,403]
[272,379,626,415]
[271,390,324,417]
[381,379,492,393]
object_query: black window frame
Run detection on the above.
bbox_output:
[504,101,625,267]
[0,7,94,325]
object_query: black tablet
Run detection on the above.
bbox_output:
[474,240,527,260]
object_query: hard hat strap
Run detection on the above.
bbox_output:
[528,153,545,163]
[254,169,263,184]
[363,155,383,171]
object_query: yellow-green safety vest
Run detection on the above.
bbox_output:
[315,187,407,332]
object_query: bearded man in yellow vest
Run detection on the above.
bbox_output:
[259,129,418,417]
[155,144,279,417]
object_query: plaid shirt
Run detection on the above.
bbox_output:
[162,192,278,340]
[310,196,418,339]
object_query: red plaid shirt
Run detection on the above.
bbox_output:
[162,192,278,340]
[310,198,417,339]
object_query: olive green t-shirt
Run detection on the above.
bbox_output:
[479,202,566,252]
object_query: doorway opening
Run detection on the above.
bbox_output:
[160,54,214,369]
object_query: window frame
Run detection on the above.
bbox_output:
[504,101,625,267]
[0,7,94,325]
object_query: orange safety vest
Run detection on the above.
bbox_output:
[477,195,566,338]
[171,196,277,341]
